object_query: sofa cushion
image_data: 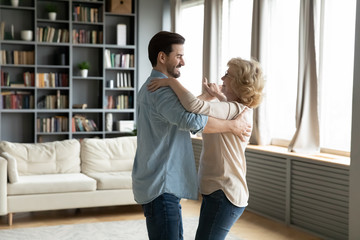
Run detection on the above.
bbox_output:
[81,137,136,173]
[0,140,81,175]
[7,173,96,195]
[85,172,132,190]
[1,152,19,183]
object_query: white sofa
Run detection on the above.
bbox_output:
[0,136,137,225]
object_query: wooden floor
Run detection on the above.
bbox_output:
[0,199,322,239]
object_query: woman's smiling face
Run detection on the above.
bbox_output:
[221,67,239,102]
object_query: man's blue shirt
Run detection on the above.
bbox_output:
[132,70,208,204]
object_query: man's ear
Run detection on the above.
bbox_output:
[158,51,167,64]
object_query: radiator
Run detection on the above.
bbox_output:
[245,150,349,240]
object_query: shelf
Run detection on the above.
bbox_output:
[0,6,35,11]
[37,18,70,23]
[0,0,137,143]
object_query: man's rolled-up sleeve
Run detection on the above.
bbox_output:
[154,88,208,133]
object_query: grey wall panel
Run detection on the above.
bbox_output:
[291,160,349,239]
[246,152,287,222]
[245,149,349,239]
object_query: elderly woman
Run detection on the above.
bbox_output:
[148,57,265,240]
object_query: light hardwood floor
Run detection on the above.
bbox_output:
[0,199,322,239]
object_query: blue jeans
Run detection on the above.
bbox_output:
[142,193,183,240]
[195,190,245,240]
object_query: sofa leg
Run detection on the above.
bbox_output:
[8,213,13,226]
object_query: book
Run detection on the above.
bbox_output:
[107,95,114,109]
[72,117,76,132]
[73,103,87,109]
[23,72,34,86]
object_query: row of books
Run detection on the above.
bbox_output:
[72,114,98,132]
[37,116,68,133]
[72,29,103,44]
[36,27,69,43]
[106,94,132,109]
[0,71,10,87]
[1,91,34,109]
[108,72,132,88]
[0,71,35,87]
[0,50,35,65]
[36,73,69,88]
[72,5,102,23]
[37,91,68,109]
[104,49,134,68]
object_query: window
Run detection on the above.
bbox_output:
[246,0,355,154]
[176,0,356,154]
[178,0,204,96]
[263,0,300,145]
[319,0,356,153]
[220,0,253,79]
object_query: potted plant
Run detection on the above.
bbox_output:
[46,4,57,20]
[78,61,90,77]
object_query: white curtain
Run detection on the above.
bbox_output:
[249,0,271,145]
[288,0,320,153]
[202,0,223,83]
[170,0,182,32]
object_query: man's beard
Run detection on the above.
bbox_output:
[167,65,181,78]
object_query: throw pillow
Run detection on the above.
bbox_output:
[1,152,19,183]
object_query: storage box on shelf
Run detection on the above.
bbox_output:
[0,0,137,143]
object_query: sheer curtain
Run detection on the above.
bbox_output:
[288,0,320,153]
[170,0,181,32]
[250,0,300,146]
[249,0,271,145]
[202,0,223,84]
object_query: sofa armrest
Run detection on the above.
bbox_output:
[0,157,7,215]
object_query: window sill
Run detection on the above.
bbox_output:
[191,136,350,166]
[246,144,350,166]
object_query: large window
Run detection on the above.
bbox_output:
[319,0,356,153]
[178,0,204,96]
[263,0,300,145]
[177,0,356,154]
[220,0,253,77]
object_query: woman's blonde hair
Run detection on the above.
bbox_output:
[228,57,265,108]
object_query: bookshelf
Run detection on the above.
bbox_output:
[0,0,137,143]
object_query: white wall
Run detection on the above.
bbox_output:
[349,1,360,239]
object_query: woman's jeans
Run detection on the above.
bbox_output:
[142,193,183,240]
[195,190,245,240]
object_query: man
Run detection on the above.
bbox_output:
[132,31,250,240]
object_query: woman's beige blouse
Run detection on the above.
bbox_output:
[179,92,252,207]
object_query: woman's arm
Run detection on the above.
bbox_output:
[147,77,245,120]
[148,77,189,100]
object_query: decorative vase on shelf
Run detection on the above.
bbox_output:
[11,0,19,7]
[48,12,57,21]
[106,113,113,132]
[80,69,88,78]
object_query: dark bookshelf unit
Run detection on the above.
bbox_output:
[0,0,137,143]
